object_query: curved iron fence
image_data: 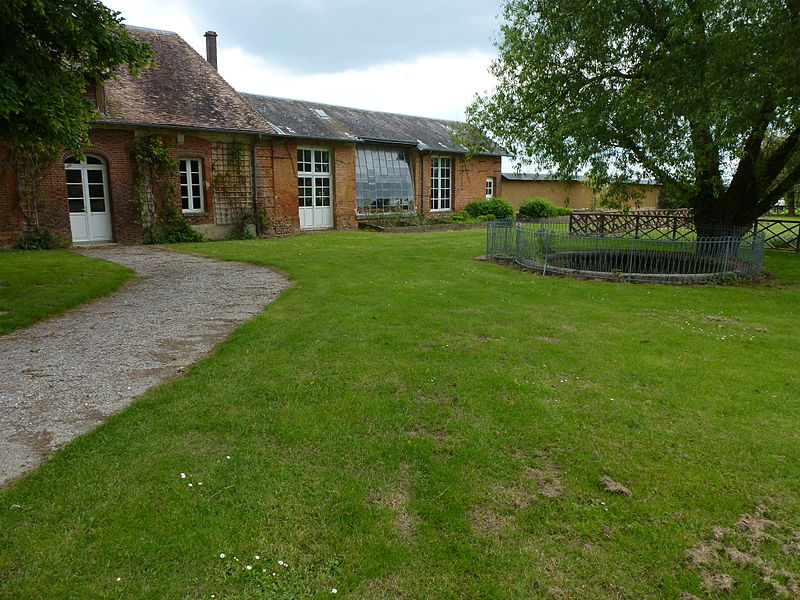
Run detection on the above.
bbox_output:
[487,220,765,283]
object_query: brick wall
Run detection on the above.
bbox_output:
[2,131,504,247]
[267,138,301,235]
[416,152,502,218]
[0,127,265,247]
[333,144,357,230]
[267,138,358,235]
[0,146,22,246]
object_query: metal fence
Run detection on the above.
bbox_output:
[487,220,766,283]
[568,211,799,251]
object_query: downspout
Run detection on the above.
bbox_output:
[251,134,261,236]
[418,152,424,215]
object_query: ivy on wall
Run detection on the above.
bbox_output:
[129,135,203,243]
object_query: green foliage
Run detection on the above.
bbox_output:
[518,197,571,219]
[128,136,202,243]
[448,210,479,223]
[468,0,800,229]
[0,0,152,155]
[12,230,69,250]
[464,197,514,219]
[447,210,496,223]
[151,199,205,244]
[227,231,257,240]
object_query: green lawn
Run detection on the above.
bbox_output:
[1,231,799,599]
[0,249,134,335]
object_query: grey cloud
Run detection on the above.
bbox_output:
[190,0,503,73]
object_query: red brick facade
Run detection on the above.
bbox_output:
[1,131,502,246]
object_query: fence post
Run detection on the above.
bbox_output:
[795,222,800,253]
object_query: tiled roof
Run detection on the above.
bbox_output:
[97,26,271,134]
[241,93,504,156]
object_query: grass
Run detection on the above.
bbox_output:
[1,230,799,599]
[762,214,800,221]
[0,249,134,335]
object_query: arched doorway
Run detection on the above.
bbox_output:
[65,155,112,242]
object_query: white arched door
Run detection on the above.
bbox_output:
[65,155,112,242]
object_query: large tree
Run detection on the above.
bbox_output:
[0,0,151,156]
[468,0,800,230]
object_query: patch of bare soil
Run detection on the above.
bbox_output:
[369,464,415,537]
[469,452,564,536]
[683,505,800,598]
[526,453,564,498]
[358,576,405,600]
[598,476,632,498]
[700,570,735,592]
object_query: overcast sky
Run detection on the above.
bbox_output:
[103,0,505,122]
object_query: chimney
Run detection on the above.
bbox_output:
[204,31,218,70]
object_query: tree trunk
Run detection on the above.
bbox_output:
[788,189,797,217]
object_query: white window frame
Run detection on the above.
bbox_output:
[179,158,204,213]
[485,177,495,199]
[297,147,333,228]
[431,155,451,212]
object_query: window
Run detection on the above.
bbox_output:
[179,159,204,213]
[64,155,112,242]
[355,145,415,215]
[431,156,451,211]
[485,177,495,199]
[297,148,333,229]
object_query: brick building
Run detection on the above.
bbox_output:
[0,27,503,246]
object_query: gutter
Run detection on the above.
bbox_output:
[94,119,277,137]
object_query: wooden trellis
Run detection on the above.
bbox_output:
[569,211,694,240]
[569,212,800,251]
[211,141,253,225]
[757,219,800,252]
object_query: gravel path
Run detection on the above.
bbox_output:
[0,246,289,487]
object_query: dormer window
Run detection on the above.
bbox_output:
[84,78,107,115]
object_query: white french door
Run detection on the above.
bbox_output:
[298,148,333,229]
[65,155,112,242]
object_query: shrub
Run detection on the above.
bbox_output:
[14,230,69,250]
[159,219,205,243]
[149,200,205,244]
[518,197,571,219]
[227,230,257,241]
[447,210,474,223]
[464,197,514,220]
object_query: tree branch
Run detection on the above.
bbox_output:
[613,133,679,188]
[763,126,800,184]
[724,101,774,204]
[762,161,800,208]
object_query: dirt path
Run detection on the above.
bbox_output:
[0,245,289,487]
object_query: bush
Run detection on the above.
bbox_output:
[518,197,571,219]
[463,197,514,220]
[14,230,69,250]
[227,230,257,241]
[148,201,205,244]
[447,210,474,223]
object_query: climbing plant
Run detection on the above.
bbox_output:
[129,136,203,243]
